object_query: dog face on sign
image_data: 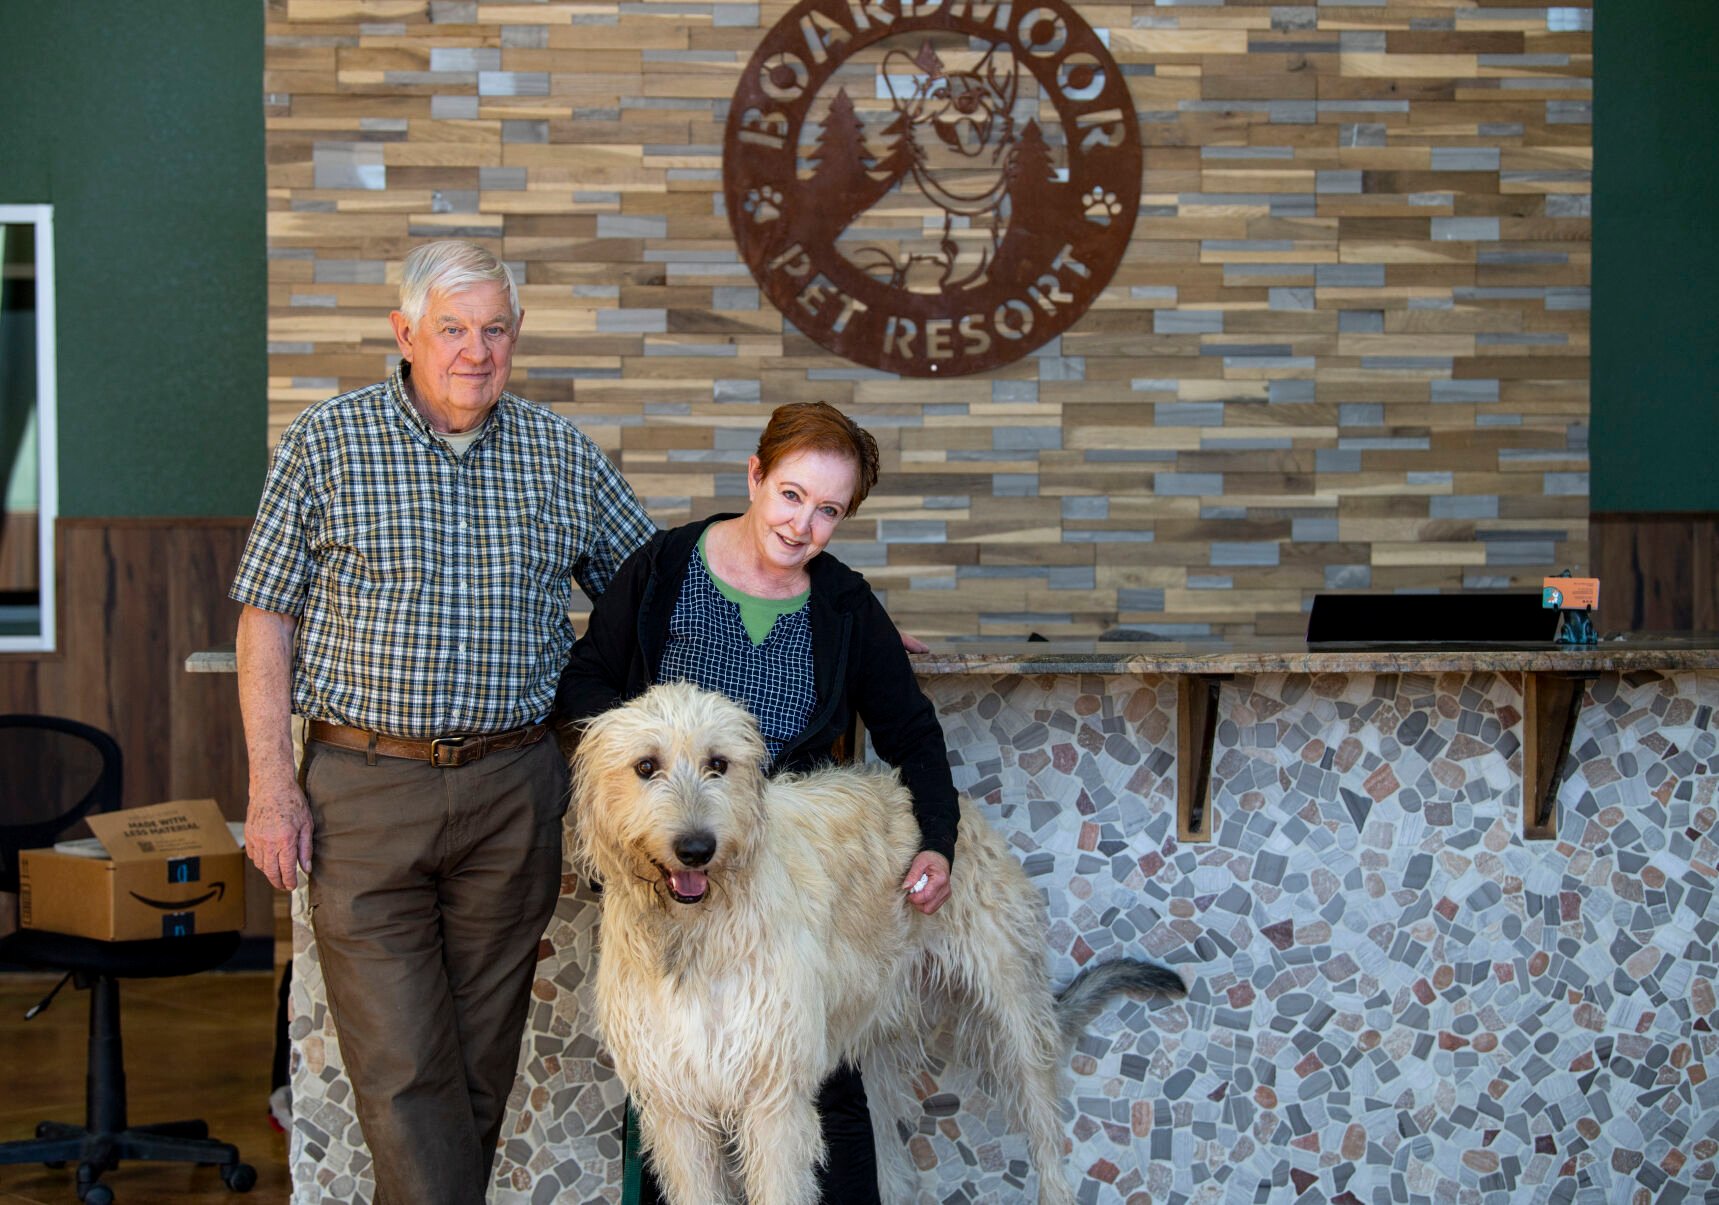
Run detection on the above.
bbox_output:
[571,682,769,909]
[837,42,1023,293]
[884,43,1018,166]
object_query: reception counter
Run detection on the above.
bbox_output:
[195,638,1719,1202]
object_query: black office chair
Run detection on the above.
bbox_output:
[0,715,255,1203]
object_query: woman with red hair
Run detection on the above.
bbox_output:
[558,400,959,1205]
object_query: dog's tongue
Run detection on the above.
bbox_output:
[669,870,708,902]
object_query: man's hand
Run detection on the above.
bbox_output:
[246,776,314,891]
[901,850,952,915]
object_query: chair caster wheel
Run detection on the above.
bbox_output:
[223,1162,257,1193]
[76,1163,109,1202]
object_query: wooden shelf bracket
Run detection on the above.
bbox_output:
[1522,671,1596,841]
[1177,674,1231,842]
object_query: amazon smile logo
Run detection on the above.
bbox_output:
[128,882,227,911]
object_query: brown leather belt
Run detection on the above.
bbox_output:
[307,719,550,768]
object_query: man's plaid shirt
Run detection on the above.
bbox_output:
[231,365,655,738]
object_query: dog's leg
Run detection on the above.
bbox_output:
[860,1044,921,1204]
[961,983,1078,1205]
[640,1107,733,1205]
[1014,1055,1078,1205]
[733,1097,824,1205]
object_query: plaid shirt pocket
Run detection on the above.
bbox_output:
[321,502,429,597]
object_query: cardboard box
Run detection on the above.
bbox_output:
[20,799,245,940]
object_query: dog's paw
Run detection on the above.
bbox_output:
[745,185,784,224]
[1081,187,1122,226]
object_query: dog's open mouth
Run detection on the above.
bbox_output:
[668,870,708,904]
[656,863,709,905]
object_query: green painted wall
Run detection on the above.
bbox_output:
[0,0,265,517]
[1591,0,1719,512]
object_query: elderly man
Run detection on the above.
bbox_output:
[232,240,654,1204]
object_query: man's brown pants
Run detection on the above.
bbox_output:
[303,736,567,1205]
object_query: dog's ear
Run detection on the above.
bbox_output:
[567,710,607,778]
[882,47,936,116]
[566,708,623,876]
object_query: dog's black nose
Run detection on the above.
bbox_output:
[673,831,717,868]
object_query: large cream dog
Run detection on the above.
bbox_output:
[571,682,1184,1205]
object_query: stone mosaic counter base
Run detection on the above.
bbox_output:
[288,667,1719,1203]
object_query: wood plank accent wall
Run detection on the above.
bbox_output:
[1589,512,1719,634]
[0,519,268,936]
[0,511,37,593]
[264,0,1592,639]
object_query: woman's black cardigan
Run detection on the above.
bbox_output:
[555,514,959,865]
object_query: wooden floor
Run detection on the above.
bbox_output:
[0,971,289,1205]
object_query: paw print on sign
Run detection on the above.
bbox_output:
[1082,188,1122,227]
[745,186,784,225]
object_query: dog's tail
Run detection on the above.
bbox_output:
[1055,959,1186,1045]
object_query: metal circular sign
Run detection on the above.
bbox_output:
[724,0,1141,378]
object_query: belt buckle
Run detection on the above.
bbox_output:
[429,735,474,767]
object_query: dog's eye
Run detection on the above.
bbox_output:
[705,756,728,777]
[634,758,657,779]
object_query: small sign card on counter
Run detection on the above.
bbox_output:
[1542,577,1600,610]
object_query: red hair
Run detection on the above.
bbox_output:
[754,402,881,514]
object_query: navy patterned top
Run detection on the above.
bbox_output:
[655,553,816,766]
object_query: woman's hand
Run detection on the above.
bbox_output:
[901,850,952,915]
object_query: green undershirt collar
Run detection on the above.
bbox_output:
[697,529,809,646]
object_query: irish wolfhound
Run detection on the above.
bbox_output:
[571,682,1185,1205]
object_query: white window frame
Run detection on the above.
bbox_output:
[0,204,58,653]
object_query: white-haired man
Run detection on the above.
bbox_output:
[231,240,654,1203]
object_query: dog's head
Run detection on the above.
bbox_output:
[570,682,770,908]
[882,42,1018,159]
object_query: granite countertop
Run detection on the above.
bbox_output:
[907,636,1719,673]
[187,634,1719,676]
[908,634,1719,675]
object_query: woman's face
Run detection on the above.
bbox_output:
[744,447,860,574]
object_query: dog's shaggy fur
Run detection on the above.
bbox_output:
[571,682,1184,1205]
